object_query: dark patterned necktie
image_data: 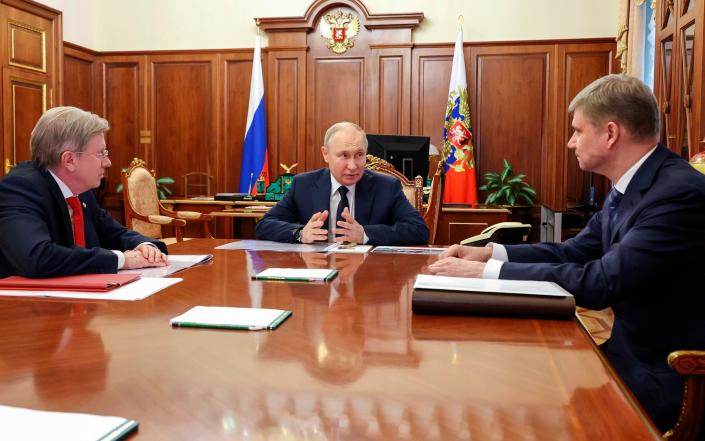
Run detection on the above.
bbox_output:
[335,186,350,228]
[604,187,623,238]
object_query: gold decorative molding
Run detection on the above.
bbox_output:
[8,20,47,73]
[279,162,298,174]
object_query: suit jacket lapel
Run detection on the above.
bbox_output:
[354,171,374,225]
[312,169,332,214]
[610,144,669,243]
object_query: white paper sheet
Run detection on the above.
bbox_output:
[0,405,137,441]
[216,240,336,253]
[414,274,572,298]
[119,254,213,277]
[0,277,182,301]
[327,244,373,254]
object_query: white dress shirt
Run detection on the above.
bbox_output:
[328,174,369,244]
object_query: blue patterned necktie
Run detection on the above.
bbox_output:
[604,187,623,237]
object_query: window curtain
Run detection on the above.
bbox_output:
[617,0,656,77]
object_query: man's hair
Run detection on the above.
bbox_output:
[30,106,110,169]
[569,74,659,142]
[323,121,368,149]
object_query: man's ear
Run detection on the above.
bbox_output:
[605,121,620,149]
[59,150,78,171]
[321,145,329,164]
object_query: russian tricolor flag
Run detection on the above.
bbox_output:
[239,34,269,194]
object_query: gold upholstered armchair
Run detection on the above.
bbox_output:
[121,158,213,243]
[663,350,705,441]
[365,155,444,244]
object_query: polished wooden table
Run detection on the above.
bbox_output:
[0,239,661,440]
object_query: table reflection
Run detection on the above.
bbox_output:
[0,302,109,404]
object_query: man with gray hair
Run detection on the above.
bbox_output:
[429,74,705,431]
[0,106,168,278]
[256,121,428,245]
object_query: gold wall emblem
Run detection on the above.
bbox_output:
[319,10,360,54]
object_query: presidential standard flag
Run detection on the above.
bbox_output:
[239,34,270,194]
[442,26,477,204]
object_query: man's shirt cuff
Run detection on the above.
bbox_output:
[490,243,508,261]
[483,259,504,279]
[363,231,369,245]
[112,250,125,269]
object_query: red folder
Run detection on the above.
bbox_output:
[0,274,140,292]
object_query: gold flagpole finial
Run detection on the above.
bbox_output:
[255,18,260,36]
[458,15,464,27]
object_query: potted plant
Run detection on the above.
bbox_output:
[480,159,536,206]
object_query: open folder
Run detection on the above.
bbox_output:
[412,275,576,319]
[0,273,140,292]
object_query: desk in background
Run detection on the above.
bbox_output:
[164,199,514,245]
[162,198,275,238]
[0,239,661,440]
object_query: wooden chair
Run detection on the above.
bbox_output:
[423,160,444,244]
[121,158,213,243]
[664,350,705,441]
[182,171,213,198]
[365,155,444,244]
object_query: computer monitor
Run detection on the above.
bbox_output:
[365,134,430,181]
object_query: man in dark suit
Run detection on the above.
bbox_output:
[429,74,705,431]
[0,106,168,278]
[256,122,428,245]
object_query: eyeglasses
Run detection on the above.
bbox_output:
[75,150,109,160]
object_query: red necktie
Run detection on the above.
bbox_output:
[66,196,85,247]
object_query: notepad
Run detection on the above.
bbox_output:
[170,306,292,330]
[253,268,338,282]
[0,405,138,441]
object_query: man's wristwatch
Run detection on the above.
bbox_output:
[293,227,303,243]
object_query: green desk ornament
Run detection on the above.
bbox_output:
[264,163,298,201]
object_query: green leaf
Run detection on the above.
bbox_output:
[521,186,537,197]
[156,176,175,185]
[116,183,123,193]
[507,193,516,206]
[486,193,498,205]
[519,193,534,205]
[508,175,526,184]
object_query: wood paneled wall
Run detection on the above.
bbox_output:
[1,0,61,176]
[62,4,616,216]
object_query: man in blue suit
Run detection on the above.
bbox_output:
[0,106,168,278]
[256,122,428,245]
[430,74,705,432]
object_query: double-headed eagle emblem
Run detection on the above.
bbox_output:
[319,9,360,54]
[443,87,475,173]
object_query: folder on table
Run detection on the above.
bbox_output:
[0,404,138,441]
[253,268,338,282]
[412,274,576,319]
[170,306,292,330]
[0,274,140,292]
